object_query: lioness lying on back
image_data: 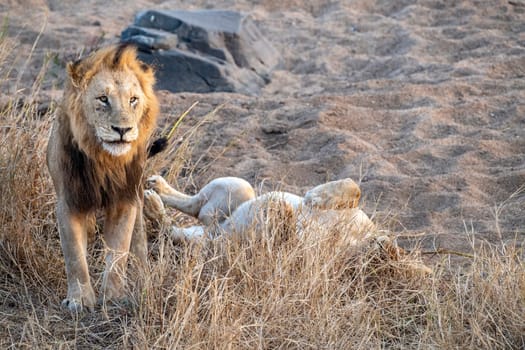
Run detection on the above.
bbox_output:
[144,175,374,242]
[144,176,433,275]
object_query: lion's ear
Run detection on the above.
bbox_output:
[139,62,152,74]
[66,59,83,87]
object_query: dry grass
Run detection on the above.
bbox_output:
[1,26,525,350]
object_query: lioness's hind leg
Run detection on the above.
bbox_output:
[146,175,203,217]
[146,175,178,195]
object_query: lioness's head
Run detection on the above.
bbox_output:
[64,44,158,160]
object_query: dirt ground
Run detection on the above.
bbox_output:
[3,0,525,252]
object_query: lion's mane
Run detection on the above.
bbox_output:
[55,44,159,212]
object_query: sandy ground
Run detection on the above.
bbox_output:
[3,0,524,252]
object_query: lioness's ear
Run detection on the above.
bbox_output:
[352,189,361,208]
[67,59,83,87]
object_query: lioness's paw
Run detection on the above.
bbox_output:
[144,189,167,221]
[146,175,172,194]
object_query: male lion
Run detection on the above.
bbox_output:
[46,44,158,312]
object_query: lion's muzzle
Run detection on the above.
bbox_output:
[99,127,137,156]
[111,126,133,139]
[96,124,139,156]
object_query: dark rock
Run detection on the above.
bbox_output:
[121,9,281,94]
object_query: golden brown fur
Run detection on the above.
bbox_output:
[47,44,158,312]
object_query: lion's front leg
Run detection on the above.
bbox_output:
[56,199,96,312]
[101,201,137,303]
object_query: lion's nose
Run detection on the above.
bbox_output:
[111,126,133,138]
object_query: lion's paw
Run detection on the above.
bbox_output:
[61,285,96,313]
[61,298,87,313]
[146,175,172,195]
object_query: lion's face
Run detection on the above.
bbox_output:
[82,68,146,156]
[64,45,158,162]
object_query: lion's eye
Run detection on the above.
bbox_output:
[97,95,109,104]
[130,96,138,104]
